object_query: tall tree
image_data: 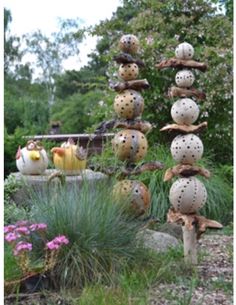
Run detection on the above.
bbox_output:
[24,19,84,106]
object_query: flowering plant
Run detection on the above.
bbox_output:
[4,221,69,276]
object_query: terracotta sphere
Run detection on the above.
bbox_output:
[112,129,148,162]
[175,70,195,88]
[114,89,144,119]
[169,177,207,214]
[119,34,139,54]
[175,42,194,60]
[118,63,139,81]
[171,98,199,125]
[171,133,203,165]
[113,180,151,215]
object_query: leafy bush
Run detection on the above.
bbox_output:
[29,180,145,288]
[4,174,29,225]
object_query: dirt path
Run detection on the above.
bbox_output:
[148,234,233,305]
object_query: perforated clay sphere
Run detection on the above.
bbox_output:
[114,89,144,119]
[112,129,148,162]
[169,177,207,214]
[113,180,151,215]
[118,63,139,81]
[171,98,199,125]
[171,133,203,164]
[175,70,195,88]
[175,42,194,60]
[119,34,139,54]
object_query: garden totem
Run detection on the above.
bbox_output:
[156,42,223,264]
[96,34,163,216]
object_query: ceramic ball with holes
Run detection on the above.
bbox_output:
[114,89,144,119]
[113,180,151,215]
[171,98,199,125]
[169,177,207,214]
[119,34,139,54]
[171,133,203,164]
[118,63,139,81]
[175,70,195,88]
[175,42,194,60]
[16,140,49,175]
[112,129,148,162]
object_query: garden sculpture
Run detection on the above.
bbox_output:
[51,138,87,175]
[156,42,223,264]
[16,140,49,175]
[96,34,164,216]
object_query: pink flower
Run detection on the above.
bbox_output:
[53,235,69,245]
[46,235,69,250]
[13,241,32,256]
[29,223,47,232]
[46,241,60,250]
[16,220,29,227]
[5,232,21,243]
[4,225,16,234]
[15,226,30,235]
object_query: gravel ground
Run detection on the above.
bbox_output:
[148,234,233,305]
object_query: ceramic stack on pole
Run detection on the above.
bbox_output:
[96,34,164,217]
[156,42,223,265]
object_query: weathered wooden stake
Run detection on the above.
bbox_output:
[182,224,198,265]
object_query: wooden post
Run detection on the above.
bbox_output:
[182,224,198,265]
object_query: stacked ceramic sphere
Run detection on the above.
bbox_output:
[112,35,151,216]
[168,42,207,214]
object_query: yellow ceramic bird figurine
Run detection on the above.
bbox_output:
[51,138,87,175]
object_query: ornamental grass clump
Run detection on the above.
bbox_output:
[29,180,144,288]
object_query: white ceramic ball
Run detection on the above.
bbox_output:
[175,70,195,88]
[175,42,194,60]
[171,98,199,125]
[169,177,207,214]
[171,134,203,164]
[16,147,49,175]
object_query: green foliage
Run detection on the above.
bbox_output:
[4,174,29,224]
[4,244,22,281]
[29,181,145,288]
[92,0,233,164]
[51,90,114,133]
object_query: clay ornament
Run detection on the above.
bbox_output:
[175,42,194,60]
[171,98,199,125]
[169,176,207,214]
[171,133,203,165]
[112,129,148,162]
[113,179,150,215]
[175,70,195,88]
[51,138,87,175]
[114,89,144,119]
[16,140,48,175]
[119,34,139,54]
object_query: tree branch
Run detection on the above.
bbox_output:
[110,79,150,92]
[91,161,164,179]
[168,86,206,100]
[160,122,207,134]
[156,58,208,72]
[167,208,223,239]
[113,52,145,67]
[164,164,211,181]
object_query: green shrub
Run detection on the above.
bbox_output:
[29,180,145,288]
